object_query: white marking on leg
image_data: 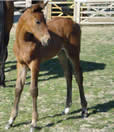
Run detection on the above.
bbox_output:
[30,127,34,132]
[5,124,10,130]
[30,122,37,132]
[5,118,13,130]
[31,121,37,128]
[8,118,14,125]
[64,107,70,114]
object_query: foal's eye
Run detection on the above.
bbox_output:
[36,20,41,24]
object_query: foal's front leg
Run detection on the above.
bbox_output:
[5,63,27,129]
[29,60,39,132]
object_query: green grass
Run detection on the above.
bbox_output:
[0,25,114,132]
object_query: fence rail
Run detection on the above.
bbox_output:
[14,0,114,25]
[74,0,114,24]
[14,0,32,8]
[46,1,74,20]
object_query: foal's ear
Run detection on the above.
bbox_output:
[42,1,48,9]
[32,1,48,12]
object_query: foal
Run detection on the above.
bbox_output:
[6,2,88,131]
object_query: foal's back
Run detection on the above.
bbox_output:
[47,17,81,49]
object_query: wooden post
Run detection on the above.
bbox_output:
[47,1,52,20]
[74,1,80,23]
[44,0,50,20]
[74,1,76,22]
[26,0,32,8]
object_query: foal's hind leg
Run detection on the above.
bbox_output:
[58,50,72,114]
[5,63,27,129]
[66,46,88,118]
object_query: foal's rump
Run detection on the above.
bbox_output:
[47,17,81,48]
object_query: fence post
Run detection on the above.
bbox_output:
[74,1,76,22]
[26,0,32,8]
[47,2,52,20]
[74,1,80,23]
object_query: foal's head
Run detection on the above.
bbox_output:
[23,2,50,46]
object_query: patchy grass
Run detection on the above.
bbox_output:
[0,25,114,132]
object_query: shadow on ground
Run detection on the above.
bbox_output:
[5,58,106,86]
[12,100,114,130]
[5,58,106,76]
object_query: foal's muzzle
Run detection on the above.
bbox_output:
[40,33,51,47]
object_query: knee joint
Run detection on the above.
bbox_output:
[30,87,38,97]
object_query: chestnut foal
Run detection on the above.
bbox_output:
[6,2,88,132]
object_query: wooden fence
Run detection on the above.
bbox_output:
[74,0,114,24]
[46,1,74,19]
[47,0,114,24]
[14,0,114,24]
[14,0,32,8]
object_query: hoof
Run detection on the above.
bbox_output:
[5,123,12,130]
[5,118,14,130]
[30,126,37,132]
[81,110,88,118]
[62,107,70,115]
